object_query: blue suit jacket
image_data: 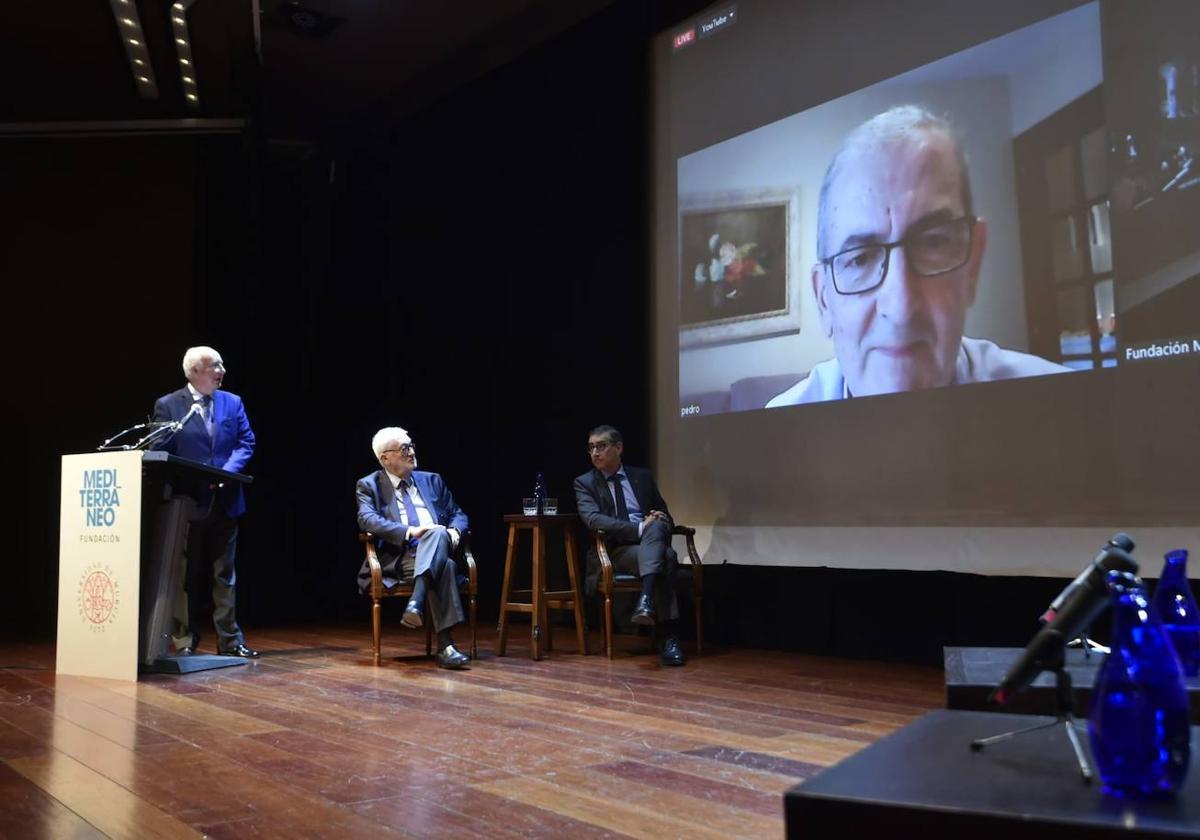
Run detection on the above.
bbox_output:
[152,387,256,518]
[356,469,469,593]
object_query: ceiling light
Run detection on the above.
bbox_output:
[176,38,187,46]
[108,0,158,100]
[186,93,197,101]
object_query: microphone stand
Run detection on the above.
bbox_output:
[1066,633,1110,658]
[970,629,1095,783]
[98,420,182,452]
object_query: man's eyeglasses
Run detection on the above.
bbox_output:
[821,215,977,295]
[586,441,613,455]
[383,443,415,454]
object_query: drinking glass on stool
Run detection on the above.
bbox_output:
[522,497,538,515]
[542,497,558,515]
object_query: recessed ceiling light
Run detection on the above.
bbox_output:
[176,38,187,46]
[128,38,140,46]
[138,76,149,83]
[121,17,135,26]
[186,93,197,101]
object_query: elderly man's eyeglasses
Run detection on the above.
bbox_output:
[821,216,977,295]
[383,443,415,455]
[586,441,614,455]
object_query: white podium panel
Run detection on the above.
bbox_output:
[57,451,143,681]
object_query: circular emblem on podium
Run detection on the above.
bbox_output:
[79,568,117,625]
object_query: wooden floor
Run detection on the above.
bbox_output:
[0,624,943,839]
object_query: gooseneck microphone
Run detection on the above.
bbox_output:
[175,400,204,430]
[990,534,1138,705]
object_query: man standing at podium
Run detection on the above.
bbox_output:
[152,346,258,658]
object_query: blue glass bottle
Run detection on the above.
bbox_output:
[533,472,545,514]
[1088,571,1191,797]
[1151,549,1200,677]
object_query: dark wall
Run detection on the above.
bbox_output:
[4,135,199,640]
[7,0,1099,667]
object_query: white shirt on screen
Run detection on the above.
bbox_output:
[765,337,1071,406]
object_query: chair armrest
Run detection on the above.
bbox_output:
[594,529,615,593]
[360,532,384,597]
[671,525,701,564]
[672,524,702,594]
[457,531,478,595]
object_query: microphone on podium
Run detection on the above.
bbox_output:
[174,400,204,431]
[989,534,1138,706]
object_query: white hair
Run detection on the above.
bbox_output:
[371,426,412,463]
[182,346,221,380]
[816,105,973,259]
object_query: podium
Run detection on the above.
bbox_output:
[57,450,253,680]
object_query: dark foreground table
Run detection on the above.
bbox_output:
[945,646,1200,722]
[785,709,1200,839]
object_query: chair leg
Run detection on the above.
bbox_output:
[425,609,433,656]
[372,597,382,666]
[469,593,478,660]
[604,591,614,660]
[497,525,518,656]
[694,591,703,656]
[564,534,588,655]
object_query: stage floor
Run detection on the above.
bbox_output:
[0,624,942,839]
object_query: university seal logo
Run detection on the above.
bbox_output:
[77,563,120,628]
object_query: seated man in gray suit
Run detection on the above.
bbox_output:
[356,426,470,669]
[574,424,685,666]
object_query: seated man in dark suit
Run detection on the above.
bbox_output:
[573,424,685,666]
[355,426,471,670]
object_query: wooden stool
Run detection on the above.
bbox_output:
[497,513,588,660]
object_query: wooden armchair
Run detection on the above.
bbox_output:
[594,524,703,659]
[360,532,478,665]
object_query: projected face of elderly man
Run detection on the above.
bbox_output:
[813,112,988,396]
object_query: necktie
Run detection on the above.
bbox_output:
[200,395,214,438]
[607,473,630,521]
[398,479,421,549]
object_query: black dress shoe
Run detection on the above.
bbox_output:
[630,593,656,626]
[218,643,260,658]
[401,602,423,629]
[436,644,469,670]
[660,636,686,667]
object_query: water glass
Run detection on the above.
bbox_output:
[542,497,558,515]
[521,497,538,515]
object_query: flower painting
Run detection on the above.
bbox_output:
[679,189,800,347]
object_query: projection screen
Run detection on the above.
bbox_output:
[651,0,1200,575]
